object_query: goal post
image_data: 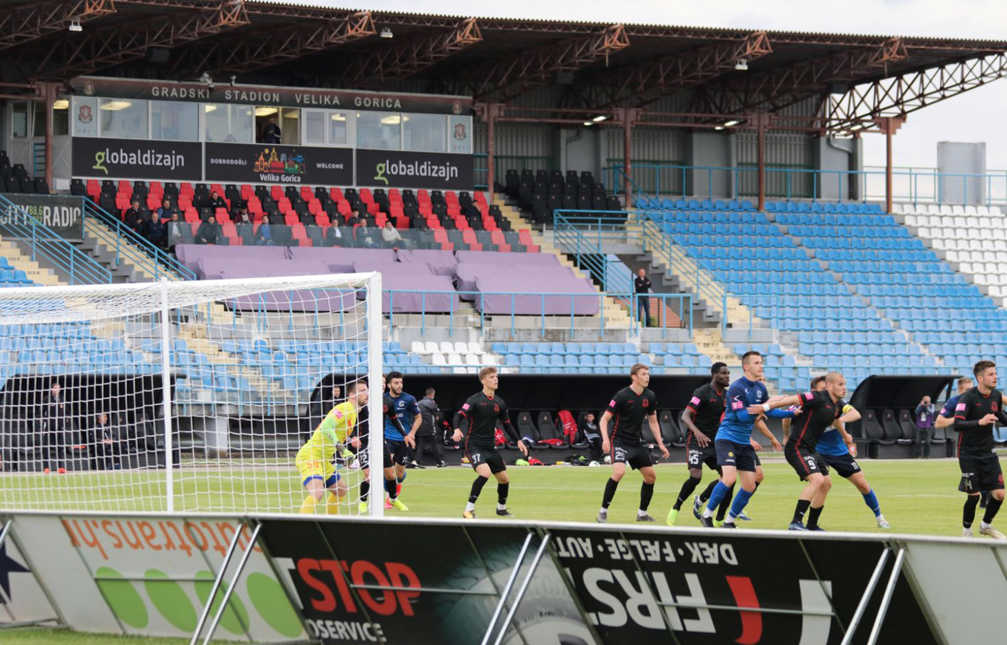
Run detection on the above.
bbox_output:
[0,273,384,517]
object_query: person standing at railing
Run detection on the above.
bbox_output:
[634,268,652,327]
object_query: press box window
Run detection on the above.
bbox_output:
[357,111,401,150]
[403,113,446,153]
[151,100,198,141]
[53,99,70,136]
[205,104,253,143]
[99,99,148,139]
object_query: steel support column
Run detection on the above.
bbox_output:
[40,82,58,192]
[752,112,771,211]
[615,107,639,205]
[477,103,505,204]
[875,115,905,214]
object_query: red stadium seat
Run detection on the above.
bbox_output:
[241,184,254,200]
[518,229,540,252]
[462,229,482,251]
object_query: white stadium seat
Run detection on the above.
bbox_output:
[448,352,463,365]
[431,352,446,365]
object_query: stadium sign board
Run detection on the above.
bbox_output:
[70,77,472,115]
[71,137,202,181]
[205,143,353,185]
[0,194,85,241]
[356,148,474,190]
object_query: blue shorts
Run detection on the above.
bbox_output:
[715,439,758,472]
[302,472,340,488]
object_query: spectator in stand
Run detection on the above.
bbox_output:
[634,268,652,327]
[195,215,219,245]
[255,215,273,245]
[324,223,343,246]
[413,387,446,468]
[236,206,250,222]
[381,220,403,246]
[914,395,936,458]
[345,208,362,227]
[146,212,168,250]
[91,412,119,470]
[156,198,177,222]
[263,117,281,143]
[123,198,142,230]
[354,219,376,247]
[211,193,228,211]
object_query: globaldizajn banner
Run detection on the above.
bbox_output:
[355,149,474,190]
[71,137,202,181]
[0,193,85,241]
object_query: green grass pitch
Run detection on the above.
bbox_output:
[2,455,998,644]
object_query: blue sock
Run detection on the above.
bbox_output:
[400,471,407,483]
[862,490,881,517]
[728,488,754,520]
[706,481,731,513]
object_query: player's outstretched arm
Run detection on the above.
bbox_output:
[838,404,861,424]
[754,417,783,451]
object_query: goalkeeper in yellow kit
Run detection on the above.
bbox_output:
[296,380,369,514]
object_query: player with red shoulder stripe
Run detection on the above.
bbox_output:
[780,372,860,531]
[453,366,527,519]
[596,363,669,523]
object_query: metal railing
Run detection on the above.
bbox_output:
[0,194,111,285]
[605,162,1007,207]
[82,198,197,281]
[386,289,624,338]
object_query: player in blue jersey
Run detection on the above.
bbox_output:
[385,371,420,506]
[700,351,789,528]
[783,376,890,529]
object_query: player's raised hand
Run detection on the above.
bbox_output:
[452,428,463,442]
[517,439,528,456]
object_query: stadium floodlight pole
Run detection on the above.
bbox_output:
[366,271,384,518]
[160,279,175,512]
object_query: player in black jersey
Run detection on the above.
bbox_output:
[356,376,408,513]
[453,367,527,519]
[597,364,669,523]
[781,372,859,531]
[666,363,733,526]
[954,360,1007,538]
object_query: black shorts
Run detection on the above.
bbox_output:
[387,440,412,466]
[820,453,861,479]
[785,443,828,481]
[355,441,394,470]
[468,447,506,474]
[959,452,1004,493]
[686,436,719,472]
[715,439,758,472]
[612,443,653,470]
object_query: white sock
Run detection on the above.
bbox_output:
[981,521,992,530]
[599,507,607,514]
[497,503,507,511]
[465,501,476,512]
[725,513,736,523]
[637,509,648,516]
[702,506,713,518]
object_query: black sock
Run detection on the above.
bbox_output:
[716,485,733,522]
[754,481,760,491]
[793,499,811,524]
[497,482,509,506]
[469,476,488,503]
[981,491,990,508]
[808,506,824,529]
[601,478,619,509]
[983,497,1003,525]
[674,476,702,510]
[640,482,655,512]
[360,480,370,502]
[698,480,718,502]
[384,478,397,500]
[964,495,981,528]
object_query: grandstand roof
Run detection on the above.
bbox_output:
[2,1,1005,131]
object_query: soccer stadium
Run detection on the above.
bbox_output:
[0,1,1006,643]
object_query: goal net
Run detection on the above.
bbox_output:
[0,273,384,516]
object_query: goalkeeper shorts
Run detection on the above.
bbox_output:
[296,458,340,488]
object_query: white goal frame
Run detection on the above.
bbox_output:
[0,272,384,517]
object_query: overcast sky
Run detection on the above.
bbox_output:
[306,0,1007,169]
